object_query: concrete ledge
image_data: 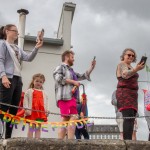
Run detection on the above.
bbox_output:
[0,138,150,150]
[125,140,150,150]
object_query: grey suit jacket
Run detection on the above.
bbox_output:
[0,40,39,78]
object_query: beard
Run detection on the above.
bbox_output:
[68,59,74,66]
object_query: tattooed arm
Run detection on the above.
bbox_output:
[118,62,144,79]
[118,63,134,79]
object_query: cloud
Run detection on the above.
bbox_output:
[78,0,150,20]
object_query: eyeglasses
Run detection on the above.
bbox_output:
[126,54,135,58]
[8,30,18,33]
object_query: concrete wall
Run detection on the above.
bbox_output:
[1,138,150,150]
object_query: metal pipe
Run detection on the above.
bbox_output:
[17,9,29,49]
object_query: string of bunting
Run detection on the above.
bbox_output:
[1,102,150,120]
[0,110,93,132]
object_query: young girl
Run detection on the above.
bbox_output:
[23,73,49,138]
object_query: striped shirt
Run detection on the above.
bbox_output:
[53,63,91,107]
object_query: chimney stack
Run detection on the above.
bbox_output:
[57,2,76,51]
[17,9,29,49]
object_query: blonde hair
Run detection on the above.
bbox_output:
[120,48,137,63]
[29,73,45,89]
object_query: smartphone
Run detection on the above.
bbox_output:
[40,28,44,40]
[41,28,44,33]
[36,28,44,42]
[93,56,96,61]
[140,56,147,65]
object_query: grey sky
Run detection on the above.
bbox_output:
[1,0,150,140]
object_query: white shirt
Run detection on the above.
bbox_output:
[9,44,21,77]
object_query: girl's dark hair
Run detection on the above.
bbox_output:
[29,73,45,89]
[0,24,16,39]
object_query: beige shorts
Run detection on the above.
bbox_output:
[116,118,138,132]
[133,119,138,132]
[116,118,123,132]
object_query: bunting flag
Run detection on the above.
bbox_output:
[146,65,150,72]
[143,89,150,111]
[0,110,93,132]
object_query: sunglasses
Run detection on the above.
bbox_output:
[8,30,18,33]
[126,54,135,58]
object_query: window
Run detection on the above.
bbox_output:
[109,135,112,139]
[113,135,118,139]
[97,135,99,139]
[102,134,105,139]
